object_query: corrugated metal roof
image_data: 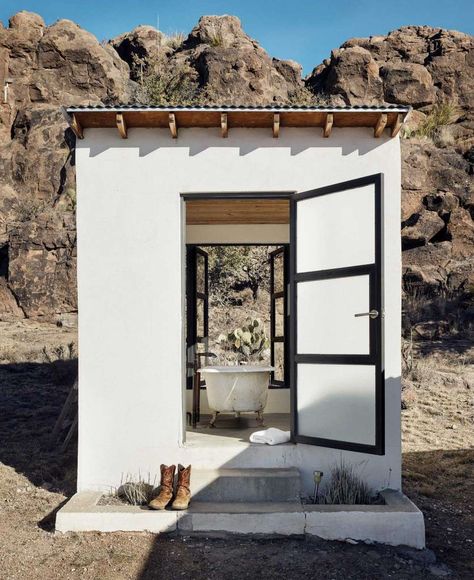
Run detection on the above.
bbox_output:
[67,103,411,113]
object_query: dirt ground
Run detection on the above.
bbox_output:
[0,320,473,579]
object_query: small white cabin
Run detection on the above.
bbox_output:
[66,104,410,511]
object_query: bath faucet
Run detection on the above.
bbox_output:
[194,351,217,370]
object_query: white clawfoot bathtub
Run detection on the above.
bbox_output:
[200,365,274,427]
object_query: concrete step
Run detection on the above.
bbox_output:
[180,501,304,536]
[191,468,300,503]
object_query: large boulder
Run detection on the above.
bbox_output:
[8,210,77,319]
[0,12,133,319]
[306,46,383,104]
[381,62,436,106]
[402,210,446,249]
[180,15,307,104]
[110,25,165,81]
[111,15,307,105]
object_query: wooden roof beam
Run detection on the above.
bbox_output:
[374,113,387,138]
[221,113,228,138]
[169,113,177,138]
[273,113,280,138]
[70,113,83,140]
[391,113,403,137]
[323,113,333,138]
[116,113,127,139]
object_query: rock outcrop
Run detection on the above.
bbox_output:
[0,13,472,335]
[0,12,133,319]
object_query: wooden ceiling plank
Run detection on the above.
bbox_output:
[391,113,403,138]
[169,113,177,138]
[186,199,290,225]
[221,113,228,138]
[70,114,84,139]
[273,113,280,138]
[323,113,333,138]
[374,113,388,138]
[116,113,127,139]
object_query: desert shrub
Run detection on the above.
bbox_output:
[286,88,331,106]
[208,246,271,303]
[322,460,373,505]
[162,32,185,50]
[42,342,77,384]
[133,52,200,105]
[64,188,76,211]
[403,102,459,141]
[208,30,224,47]
[116,473,157,506]
[402,282,473,339]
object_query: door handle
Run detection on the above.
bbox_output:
[354,309,379,319]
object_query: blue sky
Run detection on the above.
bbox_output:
[2,1,473,73]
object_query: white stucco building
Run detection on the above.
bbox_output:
[59,105,424,543]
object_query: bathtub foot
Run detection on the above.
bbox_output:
[208,411,219,428]
[256,410,265,427]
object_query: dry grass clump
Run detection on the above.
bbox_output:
[162,32,185,50]
[403,102,459,141]
[322,460,373,505]
[111,472,157,506]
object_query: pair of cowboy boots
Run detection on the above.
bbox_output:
[149,464,191,510]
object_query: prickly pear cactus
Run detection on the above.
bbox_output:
[217,318,270,361]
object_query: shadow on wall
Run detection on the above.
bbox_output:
[85,128,385,159]
[0,359,78,497]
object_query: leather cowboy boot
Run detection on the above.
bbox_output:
[148,464,176,510]
[171,464,191,510]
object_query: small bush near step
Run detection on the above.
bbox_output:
[100,473,158,506]
[322,460,375,505]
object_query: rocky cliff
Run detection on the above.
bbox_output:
[0,12,472,336]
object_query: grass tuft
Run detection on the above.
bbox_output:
[403,102,459,140]
[114,472,157,506]
[322,459,373,505]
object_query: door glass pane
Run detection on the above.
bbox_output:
[273,342,284,382]
[297,275,370,355]
[197,298,205,337]
[297,364,376,445]
[196,253,206,294]
[297,184,375,273]
[273,252,284,293]
[275,297,285,336]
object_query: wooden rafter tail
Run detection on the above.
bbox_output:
[169,113,177,138]
[70,114,84,140]
[323,113,333,138]
[391,113,403,138]
[221,113,228,138]
[374,113,387,138]
[116,113,127,139]
[273,113,280,138]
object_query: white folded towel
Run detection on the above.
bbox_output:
[249,427,291,445]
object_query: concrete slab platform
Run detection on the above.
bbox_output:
[56,489,425,548]
[304,490,425,549]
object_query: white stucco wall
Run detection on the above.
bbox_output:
[75,127,401,494]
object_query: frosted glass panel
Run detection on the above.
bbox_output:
[297,364,376,445]
[297,184,375,273]
[297,275,370,355]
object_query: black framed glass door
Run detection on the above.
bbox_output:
[290,174,384,454]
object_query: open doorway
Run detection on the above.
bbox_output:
[183,197,291,444]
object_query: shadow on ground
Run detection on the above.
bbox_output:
[0,359,78,496]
